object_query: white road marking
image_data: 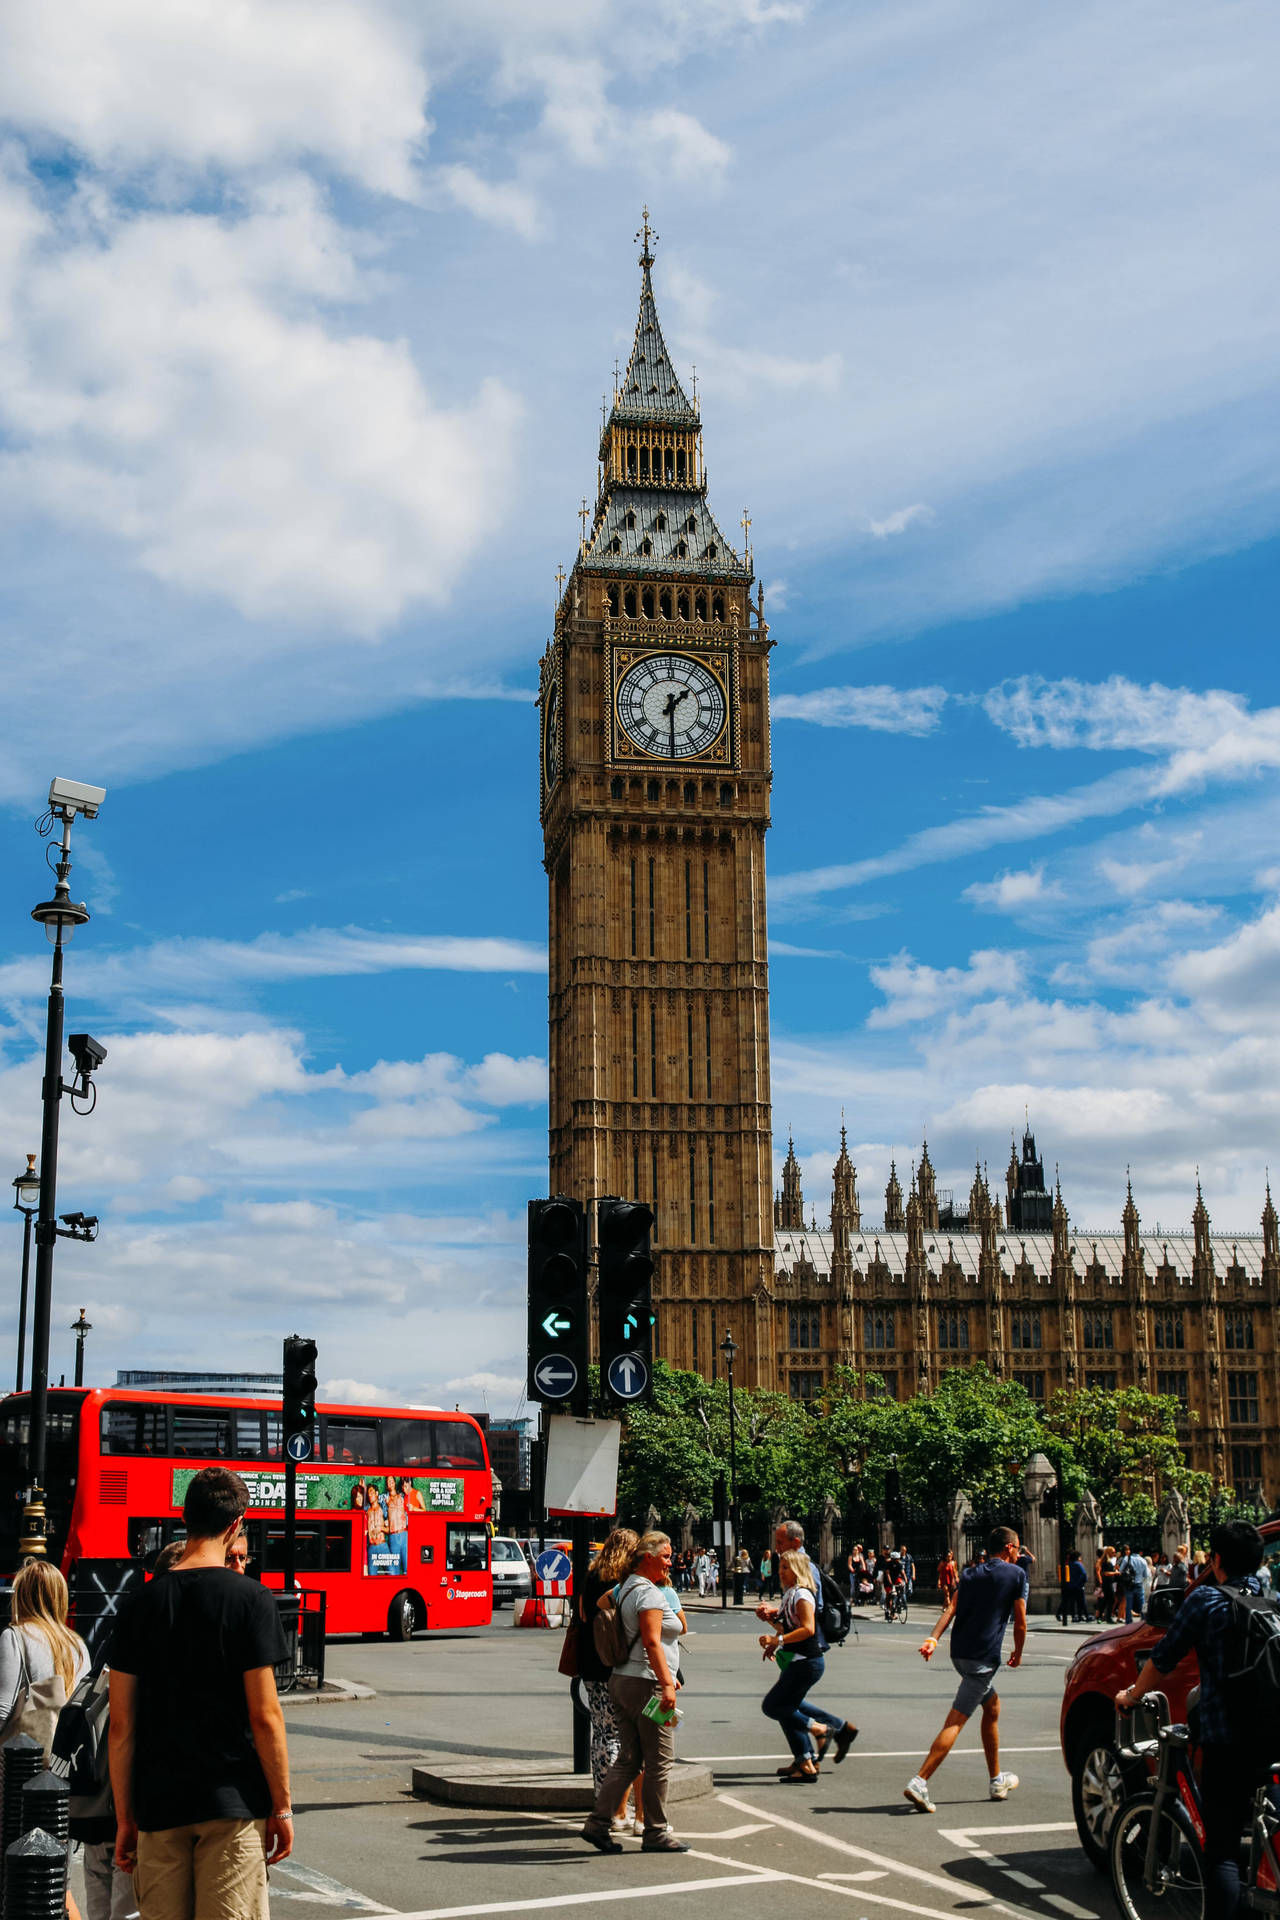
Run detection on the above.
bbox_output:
[940,1825,1078,1840]
[387,1873,785,1919]
[272,1864,395,1913]
[1043,1898,1098,1918]
[685,1746,1062,1763]
[1002,1872,1046,1891]
[819,1871,891,1882]
[716,1793,1004,1902]
[670,1823,774,1839]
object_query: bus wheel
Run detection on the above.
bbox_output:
[388,1591,419,1640]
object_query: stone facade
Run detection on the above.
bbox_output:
[773,1128,1280,1505]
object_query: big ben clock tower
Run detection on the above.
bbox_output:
[539,219,777,1390]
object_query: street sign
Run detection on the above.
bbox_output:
[285,1431,311,1463]
[606,1352,649,1402]
[533,1353,579,1399]
[535,1547,572,1583]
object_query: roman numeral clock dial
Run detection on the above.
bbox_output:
[615,652,727,760]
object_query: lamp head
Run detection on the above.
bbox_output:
[12,1155,39,1213]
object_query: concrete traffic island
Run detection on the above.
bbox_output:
[411,1758,715,1811]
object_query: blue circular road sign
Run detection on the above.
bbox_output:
[536,1548,572,1583]
[606,1352,649,1401]
[285,1431,312,1462]
[533,1354,579,1400]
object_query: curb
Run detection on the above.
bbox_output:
[411,1758,716,1811]
[279,1677,376,1704]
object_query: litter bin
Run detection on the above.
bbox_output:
[273,1593,301,1694]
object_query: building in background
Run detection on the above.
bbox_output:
[114,1370,282,1396]
[772,1126,1278,1506]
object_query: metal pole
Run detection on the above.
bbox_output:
[727,1352,739,1571]
[283,1451,297,1596]
[15,1210,33,1393]
[72,1312,89,1389]
[23,929,65,1559]
[571,1513,590,1775]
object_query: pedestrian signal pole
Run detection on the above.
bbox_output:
[282,1334,318,1596]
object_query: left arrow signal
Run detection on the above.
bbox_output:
[541,1311,571,1338]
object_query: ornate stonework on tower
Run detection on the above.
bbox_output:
[539,220,776,1388]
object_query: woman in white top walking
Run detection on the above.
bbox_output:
[0,1560,90,1747]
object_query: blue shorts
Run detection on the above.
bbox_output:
[951,1656,999,1716]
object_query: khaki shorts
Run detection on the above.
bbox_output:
[135,1819,268,1920]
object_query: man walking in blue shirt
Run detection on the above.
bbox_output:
[904,1526,1028,1813]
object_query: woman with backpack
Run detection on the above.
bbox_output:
[575,1528,638,1822]
[0,1561,90,1751]
[759,1550,858,1782]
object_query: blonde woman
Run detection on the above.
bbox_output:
[760,1549,857,1781]
[581,1531,686,1855]
[574,1528,638,1811]
[0,1560,89,1750]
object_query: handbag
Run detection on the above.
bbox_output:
[557,1613,580,1679]
[0,1630,68,1762]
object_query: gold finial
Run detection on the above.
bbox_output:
[636,206,657,266]
[555,565,566,613]
[740,507,751,563]
[612,357,621,401]
[579,498,589,556]
[691,363,698,407]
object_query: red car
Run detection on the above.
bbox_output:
[1059,1516,1280,1870]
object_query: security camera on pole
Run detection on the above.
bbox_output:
[24,778,107,1560]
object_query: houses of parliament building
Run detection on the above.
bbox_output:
[537,221,1277,1508]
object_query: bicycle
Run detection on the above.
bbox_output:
[883,1582,909,1626]
[1109,1692,1280,1920]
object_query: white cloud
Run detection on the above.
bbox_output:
[868,503,932,539]
[768,940,845,959]
[867,947,1025,1029]
[0,0,428,197]
[984,675,1252,755]
[772,684,947,735]
[0,171,521,634]
[964,867,1053,912]
[437,165,542,240]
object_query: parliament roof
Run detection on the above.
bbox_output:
[774,1227,1268,1288]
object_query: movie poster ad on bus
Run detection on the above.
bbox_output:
[170,1469,463,1575]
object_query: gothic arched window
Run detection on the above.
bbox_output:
[712,593,724,621]
[864,1308,894,1350]
[1153,1310,1184,1350]
[607,583,620,614]
[676,449,686,480]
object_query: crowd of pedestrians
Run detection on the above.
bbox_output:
[0,1466,291,1920]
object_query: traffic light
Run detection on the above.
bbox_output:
[282,1335,318,1460]
[598,1197,655,1406]
[527,1197,589,1405]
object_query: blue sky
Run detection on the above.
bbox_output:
[2,0,1280,1412]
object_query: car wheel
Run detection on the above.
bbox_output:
[387,1590,418,1641]
[1072,1720,1132,1871]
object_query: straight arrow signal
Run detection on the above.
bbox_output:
[541,1311,571,1338]
[623,1312,638,1339]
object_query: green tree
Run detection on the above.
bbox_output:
[1042,1385,1211,1519]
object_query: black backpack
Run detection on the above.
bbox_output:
[49,1656,113,1843]
[1221,1587,1280,1730]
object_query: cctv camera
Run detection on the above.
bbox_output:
[68,1033,108,1076]
[48,777,106,820]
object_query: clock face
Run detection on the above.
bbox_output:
[616,652,727,761]
[542,680,560,790]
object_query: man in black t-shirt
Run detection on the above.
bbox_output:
[904,1525,1028,1815]
[109,1467,292,1920]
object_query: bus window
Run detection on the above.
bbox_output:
[381,1418,433,1468]
[322,1419,379,1464]
[233,1413,264,1459]
[445,1526,489,1572]
[171,1409,232,1458]
[260,1521,352,1573]
[128,1517,186,1560]
[263,1413,283,1461]
[101,1405,166,1455]
[433,1422,486,1470]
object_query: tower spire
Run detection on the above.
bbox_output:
[636,205,657,268]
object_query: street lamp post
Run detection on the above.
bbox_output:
[70,1309,92,1389]
[11,1156,40,1392]
[720,1331,739,1612]
[24,778,106,1559]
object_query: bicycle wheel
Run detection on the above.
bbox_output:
[1109,1792,1205,1920]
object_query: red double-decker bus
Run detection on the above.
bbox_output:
[0,1388,493,1638]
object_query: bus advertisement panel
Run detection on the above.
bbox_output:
[0,1389,494,1639]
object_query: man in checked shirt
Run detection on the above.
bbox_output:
[1116,1520,1271,1920]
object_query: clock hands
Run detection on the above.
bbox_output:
[662,686,692,757]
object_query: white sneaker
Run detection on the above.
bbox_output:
[989,1772,1019,1801]
[904,1776,936,1814]
[631,1820,645,1837]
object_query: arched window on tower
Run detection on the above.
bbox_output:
[640,538,652,557]
[607,584,620,615]
[610,776,623,800]
[659,588,672,618]
[639,445,650,481]
[627,444,637,478]
[712,593,724,621]
[683,780,696,803]
[655,511,667,531]
[676,449,687,481]
[677,589,689,617]
[687,515,698,534]
[647,778,660,802]
[676,540,687,559]
[611,537,621,556]
[624,587,637,616]
[642,586,655,617]
[695,592,707,620]
[664,446,674,480]
[625,509,635,530]
[719,783,734,807]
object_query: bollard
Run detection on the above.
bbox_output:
[19,1776,68,1849]
[3,1827,66,1920]
[0,1742,44,1905]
